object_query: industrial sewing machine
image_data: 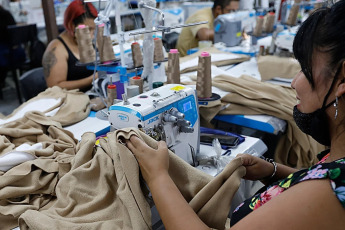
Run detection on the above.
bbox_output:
[214,10,256,47]
[108,84,200,166]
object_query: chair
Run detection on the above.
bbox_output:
[19,67,47,101]
[2,24,46,103]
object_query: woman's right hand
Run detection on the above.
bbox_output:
[126,135,170,186]
[236,154,275,181]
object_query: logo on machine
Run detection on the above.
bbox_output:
[148,115,159,124]
[117,113,129,122]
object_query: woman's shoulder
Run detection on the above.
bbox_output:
[44,37,68,56]
[288,157,345,208]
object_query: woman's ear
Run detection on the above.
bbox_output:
[336,61,345,97]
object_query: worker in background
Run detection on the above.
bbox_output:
[176,0,240,57]
[42,0,98,92]
[0,3,25,93]
[127,1,345,229]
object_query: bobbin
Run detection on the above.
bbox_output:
[131,42,143,67]
[196,51,212,98]
[153,37,165,62]
[166,49,180,84]
[75,24,96,63]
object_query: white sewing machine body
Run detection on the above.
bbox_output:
[214,10,256,47]
[108,84,200,165]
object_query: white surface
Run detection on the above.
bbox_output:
[0,98,61,126]
[180,65,237,83]
[180,53,242,73]
[64,116,110,141]
[0,143,40,171]
[226,57,261,80]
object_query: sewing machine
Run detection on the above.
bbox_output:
[108,84,200,165]
[214,10,256,47]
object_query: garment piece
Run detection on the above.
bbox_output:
[231,150,345,226]
[0,112,78,230]
[0,86,90,127]
[211,74,325,168]
[176,8,214,57]
[257,55,300,81]
[173,46,250,74]
[18,128,245,230]
[57,36,94,92]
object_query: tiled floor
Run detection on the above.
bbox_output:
[0,76,21,116]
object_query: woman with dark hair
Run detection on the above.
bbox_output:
[126,1,345,229]
[42,0,98,92]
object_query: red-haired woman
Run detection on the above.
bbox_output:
[42,0,98,92]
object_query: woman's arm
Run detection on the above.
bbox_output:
[237,154,298,185]
[42,40,96,90]
[126,136,210,230]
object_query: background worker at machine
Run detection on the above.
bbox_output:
[42,0,98,92]
[176,0,240,57]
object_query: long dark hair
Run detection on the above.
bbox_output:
[293,0,345,89]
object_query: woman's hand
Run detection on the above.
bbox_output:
[236,154,275,181]
[126,135,170,186]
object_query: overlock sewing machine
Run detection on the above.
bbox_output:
[108,84,200,165]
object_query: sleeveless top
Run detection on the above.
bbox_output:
[230,150,345,226]
[57,37,94,91]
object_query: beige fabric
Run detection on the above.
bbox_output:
[0,112,78,230]
[257,55,301,81]
[211,75,325,168]
[115,128,246,230]
[176,8,214,57]
[2,86,90,127]
[15,127,245,230]
[175,47,250,74]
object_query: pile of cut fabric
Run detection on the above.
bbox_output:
[0,87,246,230]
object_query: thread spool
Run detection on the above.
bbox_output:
[97,23,104,54]
[107,83,117,107]
[264,12,275,33]
[286,0,302,26]
[153,38,165,62]
[97,24,116,63]
[166,49,180,84]
[129,76,143,94]
[126,85,140,98]
[253,15,264,37]
[196,51,212,98]
[131,42,143,67]
[75,25,96,63]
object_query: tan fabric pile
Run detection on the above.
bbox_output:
[210,75,325,168]
[2,86,90,127]
[0,112,78,229]
[1,112,245,230]
[257,55,301,81]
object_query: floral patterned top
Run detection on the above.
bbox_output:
[230,150,345,226]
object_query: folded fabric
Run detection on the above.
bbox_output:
[18,128,245,230]
[1,86,90,127]
[171,46,250,74]
[257,55,301,81]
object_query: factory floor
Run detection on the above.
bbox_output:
[0,73,21,117]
